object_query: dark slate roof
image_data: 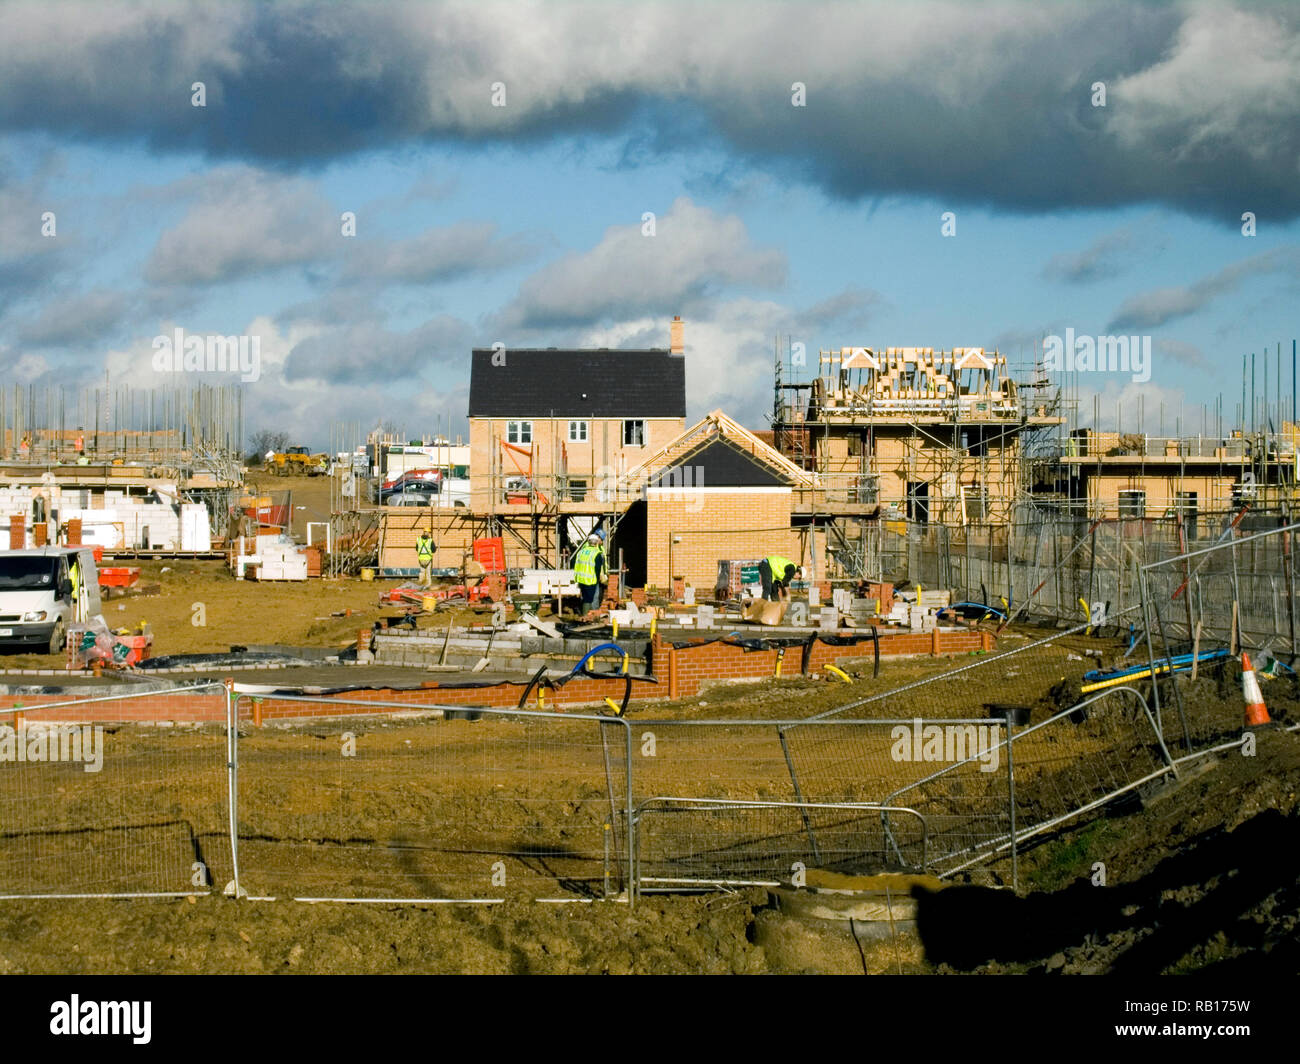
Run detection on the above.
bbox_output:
[468,348,686,418]
[651,437,788,489]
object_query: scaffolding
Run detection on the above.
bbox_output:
[0,381,246,544]
[771,338,1066,580]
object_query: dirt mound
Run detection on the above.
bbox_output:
[916,725,1300,974]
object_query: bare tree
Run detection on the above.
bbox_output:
[248,429,291,462]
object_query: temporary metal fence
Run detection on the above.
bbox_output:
[1138,522,1300,758]
[914,686,1176,879]
[633,798,928,891]
[0,666,1274,903]
[0,683,230,899]
[226,690,634,903]
[907,505,1293,631]
[627,719,977,889]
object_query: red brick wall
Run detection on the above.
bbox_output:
[652,627,991,699]
[7,627,992,723]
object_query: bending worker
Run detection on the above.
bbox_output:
[573,529,607,617]
[759,553,802,602]
[415,528,437,589]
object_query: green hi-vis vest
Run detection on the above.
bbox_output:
[416,536,435,563]
[766,555,795,579]
[574,543,604,585]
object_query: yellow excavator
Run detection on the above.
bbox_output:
[268,446,328,475]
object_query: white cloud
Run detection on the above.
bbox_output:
[496,197,785,329]
[144,168,336,285]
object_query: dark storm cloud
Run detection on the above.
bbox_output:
[2,2,1298,220]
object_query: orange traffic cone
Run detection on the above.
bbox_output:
[1241,652,1270,726]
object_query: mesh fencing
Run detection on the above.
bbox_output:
[806,616,1136,724]
[629,719,1003,886]
[906,506,1283,630]
[1136,523,1300,757]
[230,693,633,901]
[0,684,230,898]
[0,649,1266,902]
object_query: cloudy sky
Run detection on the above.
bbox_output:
[2,0,1298,447]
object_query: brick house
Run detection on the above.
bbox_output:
[466,330,687,514]
[619,410,813,593]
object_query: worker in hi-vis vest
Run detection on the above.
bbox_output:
[759,554,801,602]
[67,555,82,624]
[415,530,437,588]
[573,529,607,616]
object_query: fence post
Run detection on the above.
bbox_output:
[1139,567,1164,738]
[1004,716,1017,892]
[224,679,243,899]
[624,716,636,908]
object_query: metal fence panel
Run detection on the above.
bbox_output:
[628,719,1007,887]
[0,684,230,898]
[229,691,632,901]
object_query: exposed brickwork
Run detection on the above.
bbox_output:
[8,627,993,723]
[646,491,802,591]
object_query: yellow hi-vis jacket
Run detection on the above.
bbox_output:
[573,543,605,585]
[415,535,435,564]
[765,555,795,580]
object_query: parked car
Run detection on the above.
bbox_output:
[384,484,436,506]
[377,468,444,504]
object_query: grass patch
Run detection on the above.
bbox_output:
[1024,817,1128,892]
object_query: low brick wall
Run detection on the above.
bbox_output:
[7,626,993,722]
[654,626,992,700]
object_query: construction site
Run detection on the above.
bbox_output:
[1,326,1298,975]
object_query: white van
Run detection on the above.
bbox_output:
[0,548,102,655]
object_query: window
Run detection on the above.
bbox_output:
[506,421,532,445]
[962,486,989,522]
[905,481,930,525]
[1176,491,1199,542]
[623,420,646,447]
[568,420,588,443]
[1118,489,1146,519]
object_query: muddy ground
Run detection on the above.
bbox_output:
[0,655,1296,973]
[0,726,1294,975]
[1,477,1297,974]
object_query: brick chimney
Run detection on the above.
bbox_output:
[670,315,684,355]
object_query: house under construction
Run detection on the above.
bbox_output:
[768,342,1065,579]
[0,382,246,552]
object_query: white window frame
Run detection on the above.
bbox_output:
[506,420,532,445]
[623,419,646,447]
[1118,489,1146,519]
[568,420,588,443]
